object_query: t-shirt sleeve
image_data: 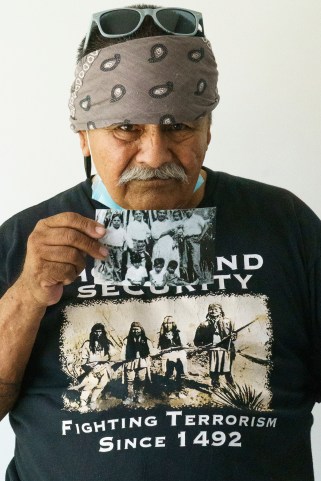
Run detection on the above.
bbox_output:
[0,219,17,298]
[0,226,9,298]
[293,196,321,401]
[308,254,321,401]
[0,211,35,298]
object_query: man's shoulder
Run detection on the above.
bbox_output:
[204,168,297,200]
[221,317,233,327]
[204,168,321,266]
[204,168,320,221]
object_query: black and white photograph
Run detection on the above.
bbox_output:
[94,207,216,287]
[61,294,272,413]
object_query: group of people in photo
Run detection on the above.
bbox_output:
[95,208,216,286]
[66,303,236,411]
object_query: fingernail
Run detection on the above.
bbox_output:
[99,246,108,257]
[95,226,106,235]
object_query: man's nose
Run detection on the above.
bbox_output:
[135,126,173,168]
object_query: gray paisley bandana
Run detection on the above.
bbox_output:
[69,35,219,132]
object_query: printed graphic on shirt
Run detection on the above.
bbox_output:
[61,293,272,413]
[94,207,216,287]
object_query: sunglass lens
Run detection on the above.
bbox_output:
[99,9,141,36]
[156,9,196,34]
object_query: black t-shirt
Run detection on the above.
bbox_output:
[1,169,321,481]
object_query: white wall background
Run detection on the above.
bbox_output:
[0,0,320,478]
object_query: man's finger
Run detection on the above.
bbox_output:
[38,246,87,272]
[39,262,80,286]
[29,228,108,259]
[38,212,106,238]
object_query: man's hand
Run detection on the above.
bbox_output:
[18,212,107,307]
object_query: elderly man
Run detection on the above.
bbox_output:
[194,304,236,389]
[0,4,320,481]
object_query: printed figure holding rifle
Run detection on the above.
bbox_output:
[158,316,188,398]
[194,304,236,390]
[120,321,154,405]
[69,323,116,412]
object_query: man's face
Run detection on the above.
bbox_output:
[173,211,181,221]
[164,317,174,330]
[112,217,121,228]
[80,119,211,210]
[132,326,141,336]
[157,210,166,221]
[208,305,221,318]
[134,211,143,221]
[185,209,193,218]
[202,209,210,220]
[136,240,145,252]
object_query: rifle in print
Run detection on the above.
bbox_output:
[189,317,261,355]
[111,345,188,371]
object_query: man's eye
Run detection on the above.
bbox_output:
[113,124,142,140]
[118,124,135,132]
[164,123,189,132]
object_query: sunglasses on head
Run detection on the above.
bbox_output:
[83,7,204,53]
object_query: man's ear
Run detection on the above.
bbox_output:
[78,131,91,156]
[206,120,212,147]
[207,127,212,148]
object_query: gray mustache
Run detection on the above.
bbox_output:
[118,163,188,185]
